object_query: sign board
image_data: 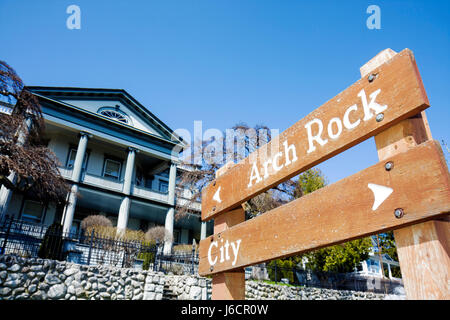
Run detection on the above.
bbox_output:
[201,49,430,221]
[199,140,450,275]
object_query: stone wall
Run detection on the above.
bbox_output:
[165,274,212,300]
[0,255,403,300]
[0,255,164,300]
[245,280,404,300]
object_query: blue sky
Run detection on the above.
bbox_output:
[1,0,449,184]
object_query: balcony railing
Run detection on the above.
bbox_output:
[82,172,124,193]
[58,166,73,179]
[175,197,201,211]
[58,167,199,208]
[175,187,202,211]
[132,185,169,203]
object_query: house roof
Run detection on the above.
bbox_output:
[25,86,186,147]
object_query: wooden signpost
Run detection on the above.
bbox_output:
[201,49,430,221]
[199,48,450,300]
[199,140,450,275]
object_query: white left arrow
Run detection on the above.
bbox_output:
[213,186,222,203]
[368,183,393,211]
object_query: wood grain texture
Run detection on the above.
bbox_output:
[202,48,430,221]
[211,270,245,300]
[364,49,449,300]
[211,165,245,300]
[394,219,449,299]
[199,140,450,276]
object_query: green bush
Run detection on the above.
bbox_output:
[137,241,157,270]
[267,259,296,284]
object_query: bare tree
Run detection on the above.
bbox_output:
[175,122,296,220]
[0,60,69,207]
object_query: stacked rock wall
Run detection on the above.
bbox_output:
[0,255,403,300]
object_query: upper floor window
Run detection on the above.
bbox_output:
[159,180,169,193]
[98,106,132,125]
[103,158,122,180]
[66,147,89,170]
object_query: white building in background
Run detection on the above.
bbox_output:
[0,86,212,252]
[355,237,401,280]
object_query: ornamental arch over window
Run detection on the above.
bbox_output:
[97,106,132,125]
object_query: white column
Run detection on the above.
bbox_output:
[387,263,393,279]
[164,162,177,254]
[117,147,137,232]
[122,147,137,195]
[117,197,131,233]
[167,162,177,206]
[200,222,207,240]
[62,184,79,234]
[62,131,91,234]
[71,132,91,183]
[0,116,33,218]
[362,260,368,274]
[0,172,17,218]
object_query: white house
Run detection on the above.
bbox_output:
[0,86,212,253]
[355,237,401,280]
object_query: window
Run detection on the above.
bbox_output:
[103,158,122,180]
[66,148,89,170]
[98,107,131,125]
[21,200,44,223]
[159,180,169,193]
[135,169,144,186]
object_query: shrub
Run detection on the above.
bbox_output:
[173,244,198,254]
[81,215,147,244]
[267,259,296,284]
[145,226,172,243]
[81,215,113,231]
[137,241,157,270]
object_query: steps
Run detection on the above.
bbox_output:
[162,284,177,300]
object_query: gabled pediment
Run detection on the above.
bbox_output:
[26,87,181,144]
[59,98,165,137]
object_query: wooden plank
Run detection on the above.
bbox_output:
[212,209,246,300]
[212,270,245,300]
[199,140,450,276]
[211,163,245,300]
[393,218,450,299]
[202,48,430,221]
[364,49,450,299]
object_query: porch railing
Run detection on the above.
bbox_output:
[0,216,156,269]
[0,216,199,274]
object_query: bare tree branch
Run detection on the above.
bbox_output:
[175,122,295,220]
[0,60,70,205]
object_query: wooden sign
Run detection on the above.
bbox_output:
[201,49,430,221]
[199,140,450,276]
[362,49,449,300]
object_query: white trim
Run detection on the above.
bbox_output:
[44,114,178,162]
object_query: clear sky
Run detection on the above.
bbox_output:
[1,0,449,184]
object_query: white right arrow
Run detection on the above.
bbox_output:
[368,183,393,211]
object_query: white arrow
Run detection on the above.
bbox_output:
[213,186,222,203]
[368,183,393,211]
